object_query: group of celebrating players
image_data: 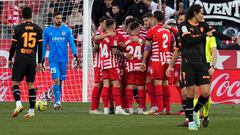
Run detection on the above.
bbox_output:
[90,4,235,130]
[8,4,236,131]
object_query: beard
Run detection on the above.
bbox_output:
[55,22,62,26]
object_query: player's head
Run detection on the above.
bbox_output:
[176,11,185,24]
[105,19,116,31]
[99,16,108,30]
[186,4,204,23]
[22,7,32,20]
[129,22,140,36]
[125,17,138,29]
[53,11,63,27]
[153,11,164,24]
[142,12,153,29]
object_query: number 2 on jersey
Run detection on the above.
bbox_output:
[22,32,37,48]
[162,34,169,48]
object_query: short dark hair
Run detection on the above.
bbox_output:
[105,19,116,28]
[129,22,140,31]
[125,17,138,28]
[176,11,185,20]
[185,4,202,20]
[99,16,108,23]
[153,11,164,22]
[53,11,61,18]
[142,12,153,19]
[22,7,32,19]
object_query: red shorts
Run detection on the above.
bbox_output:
[102,68,120,81]
[150,62,168,80]
[126,71,146,85]
[174,64,181,83]
[94,67,102,83]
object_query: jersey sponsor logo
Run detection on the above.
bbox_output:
[51,37,65,41]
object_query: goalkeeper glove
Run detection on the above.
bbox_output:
[73,55,79,69]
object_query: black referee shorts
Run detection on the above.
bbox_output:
[12,62,36,82]
[181,62,210,87]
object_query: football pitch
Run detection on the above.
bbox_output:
[0,103,239,135]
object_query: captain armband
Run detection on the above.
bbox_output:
[144,44,151,52]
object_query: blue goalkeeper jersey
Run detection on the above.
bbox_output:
[42,25,77,62]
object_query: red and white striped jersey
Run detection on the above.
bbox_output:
[124,35,145,72]
[146,23,173,64]
[99,35,118,69]
[93,28,105,68]
[139,26,147,40]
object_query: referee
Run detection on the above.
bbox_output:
[8,7,43,118]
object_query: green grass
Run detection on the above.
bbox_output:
[0,103,239,135]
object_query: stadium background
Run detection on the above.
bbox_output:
[0,0,239,104]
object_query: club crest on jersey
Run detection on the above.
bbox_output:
[181,26,188,33]
[62,32,65,36]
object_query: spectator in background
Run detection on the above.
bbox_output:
[115,0,133,14]
[92,0,104,27]
[44,4,55,26]
[112,4,124,26]
[141,0,179,20]
[1,1,21,26]
[66,7,83,35]
[102,0,114,19]
[125,0,149,23]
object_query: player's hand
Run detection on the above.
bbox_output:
[36,63,42,72]
[207,29,216,37]
[166,66,173,77]
[41,59,45,71]
[130,36,139,42]
[208,67,215,76]
[108,32,116,37]
[140,62,146,71]
[163,24,170,29]
[73,55,79,69]
[124,53,133,60]
[8,60,13,69]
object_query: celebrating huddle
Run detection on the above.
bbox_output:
[90,4,235,131]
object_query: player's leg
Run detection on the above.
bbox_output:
[202,98,211,128]
[154,79,164,115]
[146,67,157,108]
[11,62,25,117]
[193,64,211,128]
[182,62,198,130]
[24,63,37,118]
[101,69,110,114]
[162,80,171,114]
[49,62,61,110]
[110,68,129,115]
[136,72,146,114]
[90,67,103,114]
[125,84,134,114]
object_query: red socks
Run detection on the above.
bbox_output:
[155,85,164,111]
[163,85,171,112]
[146,82,157,107]
[90,86,102,110]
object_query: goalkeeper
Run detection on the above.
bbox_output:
[42,11,79,110]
